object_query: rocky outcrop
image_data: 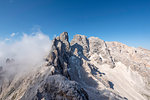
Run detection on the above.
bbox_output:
[32,75,88,100]
[46,32,71,78]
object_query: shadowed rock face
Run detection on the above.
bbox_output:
[0,32,150,100]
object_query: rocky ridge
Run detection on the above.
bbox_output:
[0,32,150,100]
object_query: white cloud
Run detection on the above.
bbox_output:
[10,33,16,37]
[5,38,10,41]
[0,31,52,77]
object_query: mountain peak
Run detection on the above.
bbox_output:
[0,32,150,100]
[60,32,69,41]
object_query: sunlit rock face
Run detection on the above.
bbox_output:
[0,32,150,100]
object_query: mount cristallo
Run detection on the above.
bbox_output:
[0,32,150,100]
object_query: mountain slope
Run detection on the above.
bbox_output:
[0,32,150,100]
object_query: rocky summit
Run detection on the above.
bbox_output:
[0,32,150,100]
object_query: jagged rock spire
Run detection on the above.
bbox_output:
[46,32,71,79]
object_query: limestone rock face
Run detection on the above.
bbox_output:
[0,32,150,100]
[33,75,88,100]
[69,34,150,100]
[69,35,123,100]
[46,32,71,78]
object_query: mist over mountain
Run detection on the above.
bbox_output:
[0,33,51,77]
[0,32,150,100]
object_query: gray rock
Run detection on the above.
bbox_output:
[32,75,88,100]
[46,32,71,78]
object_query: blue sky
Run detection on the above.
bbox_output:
[0,0,150,49]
